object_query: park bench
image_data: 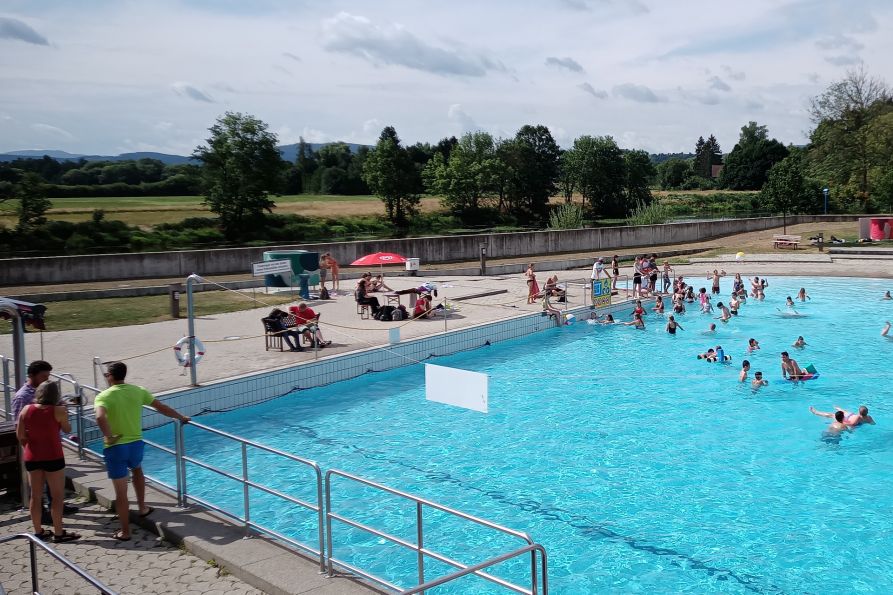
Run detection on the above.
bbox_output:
[773,234,801,249]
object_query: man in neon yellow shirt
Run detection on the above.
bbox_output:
[94,361,189,541]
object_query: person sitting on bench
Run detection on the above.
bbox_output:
[266,309,304,352]
[288,302,331,347]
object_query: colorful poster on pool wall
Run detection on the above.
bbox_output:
[591,278,611,308]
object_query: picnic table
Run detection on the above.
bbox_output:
[773,234,801,249]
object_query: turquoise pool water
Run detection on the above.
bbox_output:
[140,276,893,593]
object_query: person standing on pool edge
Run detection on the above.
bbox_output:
[94,362,190,541]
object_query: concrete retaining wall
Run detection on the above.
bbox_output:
[0,215,857,286]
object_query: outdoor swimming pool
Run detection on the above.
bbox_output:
[138,275,893,593]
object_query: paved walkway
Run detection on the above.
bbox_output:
[0,494,262,595]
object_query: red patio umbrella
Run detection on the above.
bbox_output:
[350,252,407,267]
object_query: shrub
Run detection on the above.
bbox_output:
[548,203,584,230]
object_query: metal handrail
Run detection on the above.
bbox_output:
[1,355,12,421]
[399,543,548,595]
[0,533,118,594]
[176,420,327,573]
[325,468,542,594]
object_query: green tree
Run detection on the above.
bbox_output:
[558,148,578,203]
[423,131,500,218]
[295,137,318,193]
[657,158,691,190]
[193,112,285,237]
[719,121,789,190]
[15,172,53,231]
[808,66,893,210]
[624,149,656,208]
[761,151,822,226]
[693,134,723,179]
[508,125,561,223]
[572,135,626,218]
[363,126,419,228]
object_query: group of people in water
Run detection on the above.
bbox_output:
[585,260,885,443]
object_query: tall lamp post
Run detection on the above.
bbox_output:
[823,187,829,215]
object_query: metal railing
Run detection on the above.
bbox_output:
[399,544,548,595]
[325,469,546,594]
[5,360,549,594]
[0,533,118,594]
[173,420,327,572]
[1,355,13,421]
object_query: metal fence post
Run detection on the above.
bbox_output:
[92,356,102,388]
[416,501,425,591]
[29,538,39,593]
[325,472,335,577]
[2,355,11,421]
[76,394,85,461]
[175,421,187,507]
[241,442,250,537]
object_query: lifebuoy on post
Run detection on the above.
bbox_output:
[173,336,205,367]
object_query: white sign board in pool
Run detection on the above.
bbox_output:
[251,259,293,277]
[425,364,488,413]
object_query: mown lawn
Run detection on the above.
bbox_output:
[3,290,296,333]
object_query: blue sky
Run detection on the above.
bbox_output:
[0,0,890,155]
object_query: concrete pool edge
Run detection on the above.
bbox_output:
[140,298,635,429]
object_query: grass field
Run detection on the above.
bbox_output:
[1,290,295,333]
[0,194,445,227]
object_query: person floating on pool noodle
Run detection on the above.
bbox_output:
[810,406,875,427]
[751,371,768,390]
[780,351,808,380]
[714,345,730,362]
[792,336,807,348]
[739,360,750,382]
[697,348,716,361]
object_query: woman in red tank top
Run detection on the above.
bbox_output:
[16,381,80,542]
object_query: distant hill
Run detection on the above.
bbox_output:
[1,142,370,165]
[650,152,695,165]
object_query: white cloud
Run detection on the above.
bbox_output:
[613,83,664,103]
[31,123,74,139]
[363,118,381,134]
[578,82,607,99]
[282,51,302,62]
[322,12,505,77]
[0,17,49,45]
[825,55,861,66]
[545,56,584,73]
[708,76,732,92]
[447,104,478,133]
[171,82,214,103]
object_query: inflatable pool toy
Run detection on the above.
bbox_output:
[788,363,819,381]
[565,313,576,325]
[736,251,745,261]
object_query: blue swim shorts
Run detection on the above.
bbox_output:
[103,441,145,480]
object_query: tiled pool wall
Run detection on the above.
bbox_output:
[84,300,634,437]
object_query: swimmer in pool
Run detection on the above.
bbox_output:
[792,336,807,348]
[883,321,891,337]
[780,351,804,380]
[666,315,683,334]
[697,348,716,361]
[653,295,665,314]
[811,409,852,441]
[751,371,768,389]
[810,405,875,427]
[797,287,810,301]
[785,296,796,308]
[703,323,716,334]
[747,338,760,353]
[739,360,750,382]
[715,302,731,322]
[624,312,645,329]
[714,345,726,362]
[729,293,740,315]
[601,314,616,324]
[884,291,892,300]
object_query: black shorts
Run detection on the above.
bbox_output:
[25,458,65,472]
[712,286,720,294]
[633,273,642,283]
